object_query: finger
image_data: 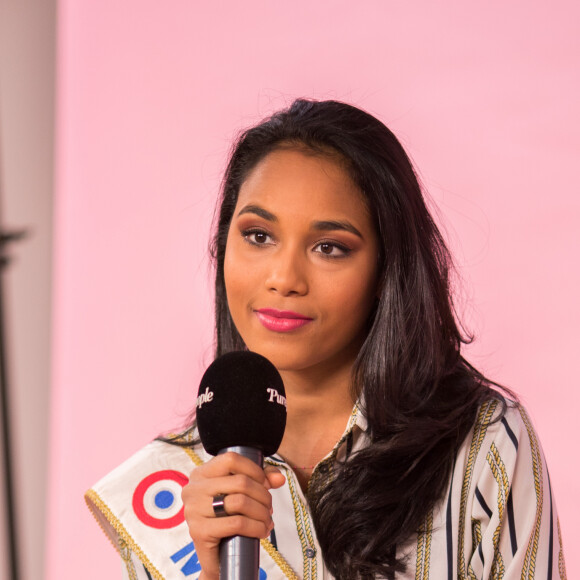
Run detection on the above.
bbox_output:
[184,511,274,578]
[200,475,274,516]
[198,564,219,580]
[195,543,220,580]
[214,491,274,521]
[203,513,274,542]
[264,466,286,489]
[192,452,268,483]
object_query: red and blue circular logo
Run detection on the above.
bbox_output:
[132,470,188,529]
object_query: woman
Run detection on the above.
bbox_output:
[86,99,565,579]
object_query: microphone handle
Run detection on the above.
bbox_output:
[217,446,264,580]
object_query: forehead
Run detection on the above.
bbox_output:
[237,148,370,219]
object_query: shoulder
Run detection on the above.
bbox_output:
[456,399,547,483]
[449,399,566,577]
[464,398,543,466]
[454,398,557,552]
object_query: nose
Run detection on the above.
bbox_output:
[265,247,308,296]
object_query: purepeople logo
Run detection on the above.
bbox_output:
[267,388,287,407]
[196,386,286,409]
[196,387,214,409]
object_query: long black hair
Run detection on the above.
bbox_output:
[196,99,507,578]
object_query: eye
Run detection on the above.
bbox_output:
[313,241,351,258]
[242,229,273,246]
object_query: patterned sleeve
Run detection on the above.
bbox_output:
[466,404,566,579]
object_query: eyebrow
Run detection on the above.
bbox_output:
[237,205,278,222]
[237,205,363,239]
[313,220,363,239]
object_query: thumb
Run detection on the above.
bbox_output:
[264,466,286,489]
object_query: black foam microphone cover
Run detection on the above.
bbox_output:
[196,351,287,457]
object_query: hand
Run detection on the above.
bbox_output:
[181,452,285,580]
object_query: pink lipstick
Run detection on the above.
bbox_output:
[255,308,313,332]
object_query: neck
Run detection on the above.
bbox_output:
[281,354,355,423]
[276,358,356,484]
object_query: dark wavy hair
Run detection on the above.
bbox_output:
[181,99,508,578]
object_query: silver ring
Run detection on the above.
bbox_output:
[212,494,227,517]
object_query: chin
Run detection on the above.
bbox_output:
[244,343,314,372]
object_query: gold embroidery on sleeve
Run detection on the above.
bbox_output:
[519,407,543,579]
[458,399,498,580]
[486,442,508,579]
[415,510,433,580]
[415,525,425,580]
[557,515,567,579]
[468,517,482,578]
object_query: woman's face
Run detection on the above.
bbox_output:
[224,148,380,376]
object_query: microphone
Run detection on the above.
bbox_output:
[196,351,287,580]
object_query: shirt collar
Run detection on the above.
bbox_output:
[348,399,368,434]
[268,399,368,466]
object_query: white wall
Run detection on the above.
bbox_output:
[49,3,579,578]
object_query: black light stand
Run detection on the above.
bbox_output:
[0,138,27,580]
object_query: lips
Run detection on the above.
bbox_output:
[255,308,313,333]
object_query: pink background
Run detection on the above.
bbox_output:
[48,1,579,577]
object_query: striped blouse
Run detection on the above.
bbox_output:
[104,400,566,579]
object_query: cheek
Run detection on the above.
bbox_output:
[342,269,379,327]
[223,237,237,296]
[323,273,377,328]
[223,240,257,315]
[223,246,241,308]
